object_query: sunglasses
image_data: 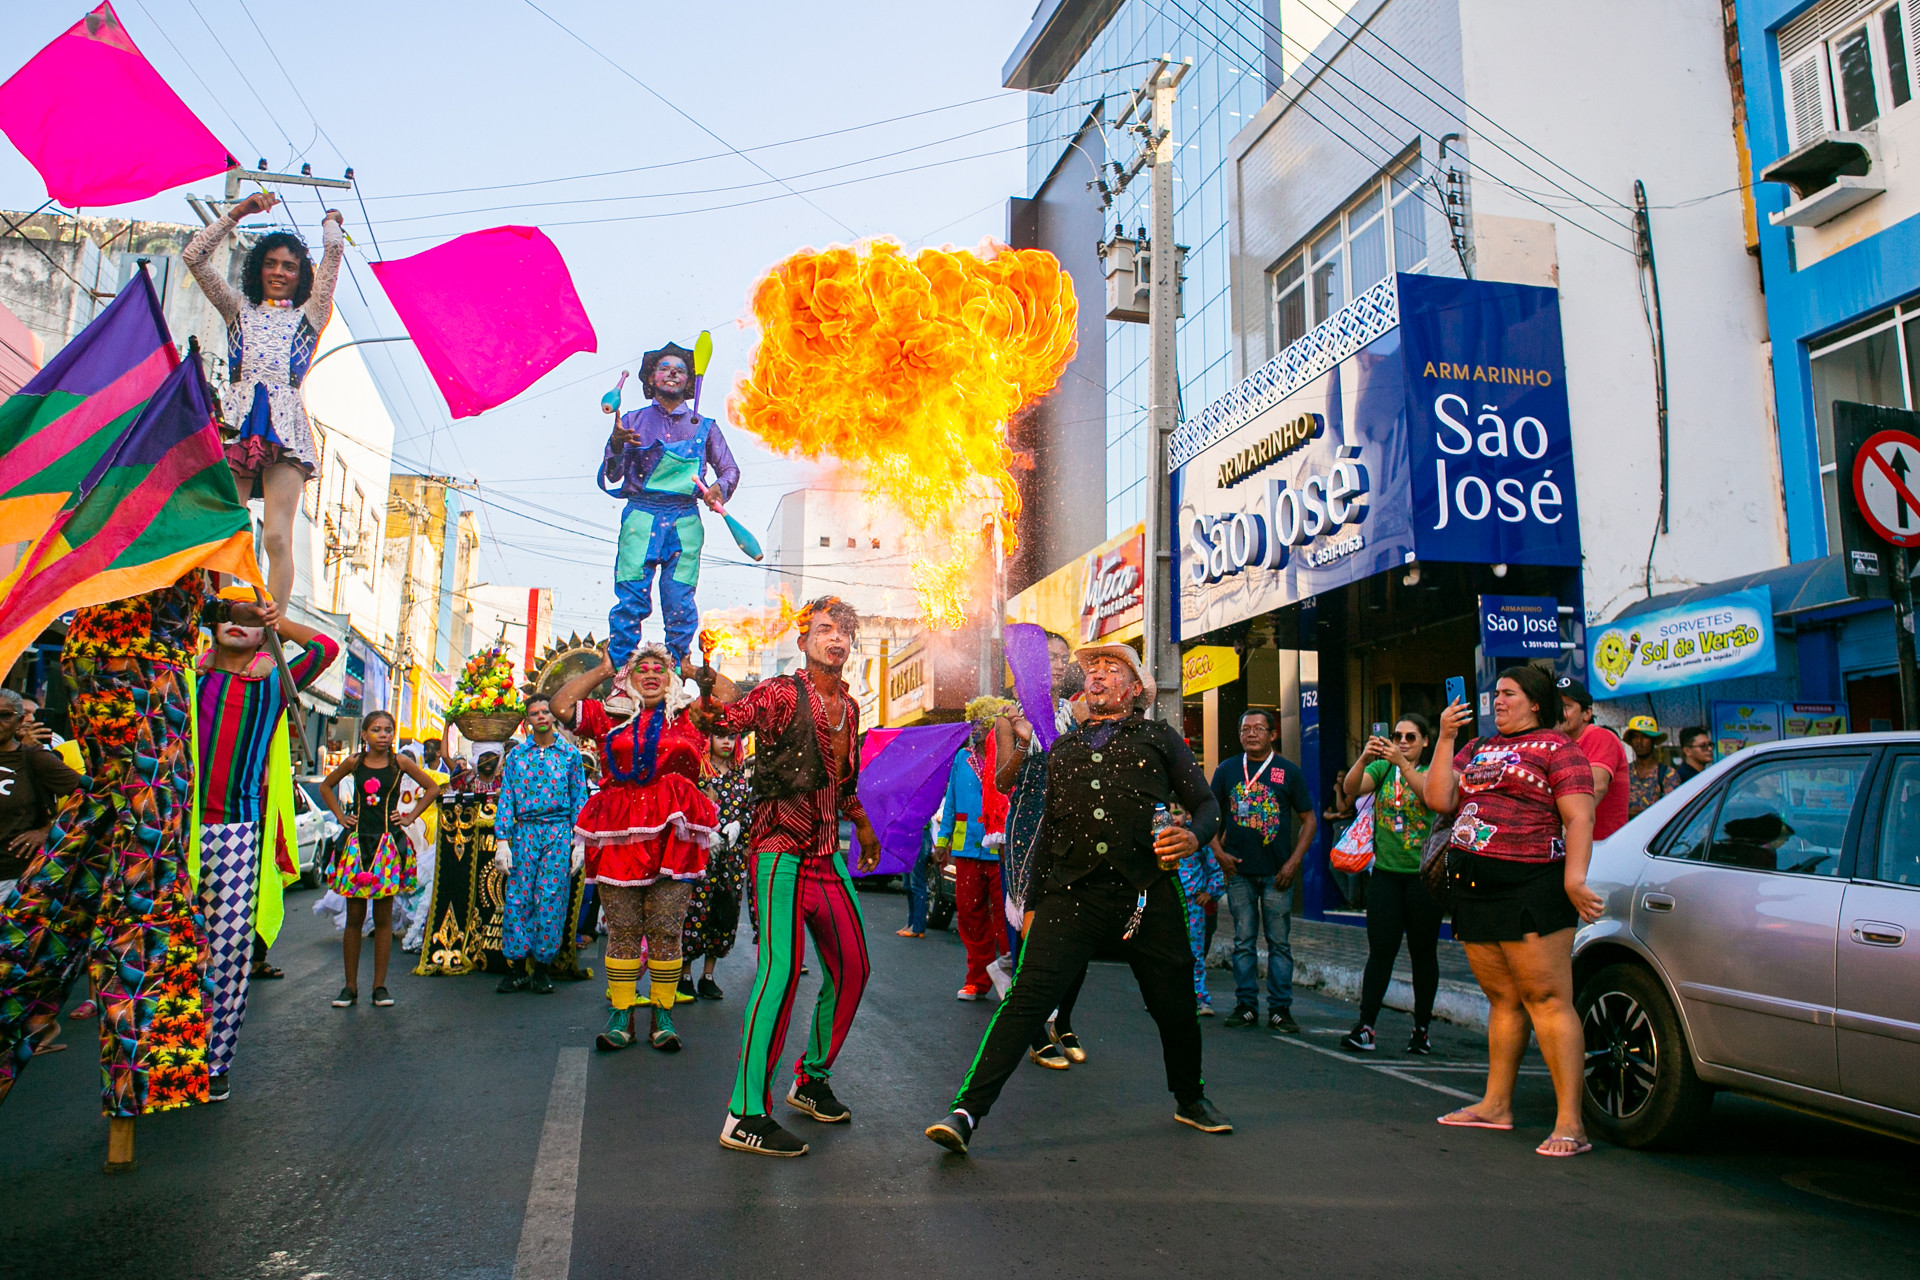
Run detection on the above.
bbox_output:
[1391,731,1420,742]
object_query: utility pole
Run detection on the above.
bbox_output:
[1104,56,1191,724]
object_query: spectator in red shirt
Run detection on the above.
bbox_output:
[1426,665,1603,1159]
[1555,677,1627,840]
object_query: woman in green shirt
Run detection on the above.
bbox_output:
[1338,714,1443,1055]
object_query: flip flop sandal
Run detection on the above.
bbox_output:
[1536,1136,1593,1157]
[1437,1110,1514,1130]
[250,963,285,980]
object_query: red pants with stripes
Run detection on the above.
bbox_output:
[953,858,1008,990]
[728,849,870,1118]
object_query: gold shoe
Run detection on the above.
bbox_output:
[1053,1027,1087,1063]
[1028,1044,1071,1070]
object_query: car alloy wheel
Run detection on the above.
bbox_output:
[1583,988,1658,1121]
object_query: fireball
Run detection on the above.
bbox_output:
[731,239,1078,627]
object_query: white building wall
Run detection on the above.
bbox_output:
[1457,0,1785,621]
[761,487,917,620]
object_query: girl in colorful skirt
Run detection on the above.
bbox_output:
[317,711,439,1009]
[552,643,716,1052]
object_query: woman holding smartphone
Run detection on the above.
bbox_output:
[1423,666,1603,1157]
[1339,713,1441,1055]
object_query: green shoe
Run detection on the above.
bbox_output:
[596,1006,635,1052]
[650,1006,683,1052]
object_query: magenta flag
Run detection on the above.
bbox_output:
[0,4,234,207]
[371,226,598,419]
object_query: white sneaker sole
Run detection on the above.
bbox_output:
[785,1088,851,1123]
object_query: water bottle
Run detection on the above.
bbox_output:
[1152,803,1180,869]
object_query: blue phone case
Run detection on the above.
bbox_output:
[1446,676,1466,707]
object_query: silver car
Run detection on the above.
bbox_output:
[1573,732,1920,1148]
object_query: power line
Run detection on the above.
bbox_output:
[124,0,263,160]
[231,0,353,170]
[180,0,299,162]
[518,0,859,238]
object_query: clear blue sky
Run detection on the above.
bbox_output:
[0,0,1040,637]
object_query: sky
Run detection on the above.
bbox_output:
[0,0,1042,640]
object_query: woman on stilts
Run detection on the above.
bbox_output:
[183,191,345,612]
[316,711,439,1009]
[552,644,716,1052]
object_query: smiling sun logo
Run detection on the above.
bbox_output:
[1593,631,1633,689]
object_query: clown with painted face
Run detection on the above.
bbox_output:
[600,342,741,669]
[551,643,717,1052]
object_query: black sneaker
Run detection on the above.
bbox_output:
[1341,1023,1377,1053]
[1223,1005,1258,1029]
[697,977,724,1000]
[370,987,394,1008]
[787,1077,851,1122]
[207,1074,231,1103]
[529,967,555,995]
[720,1112,809,1157]
[1268,1009,1300,1034]
[925,1110,973,1154]
[1406,1026,1433,1056]
[332,987,356,1008]
[1174,1097,1234,1134]
[497,971,530,994]
[677,975,697,1000]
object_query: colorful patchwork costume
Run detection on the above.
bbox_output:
[600,343,739,667]
[1173,846,1226,1007]
[195,630,337,1079]
[0,575,219,1116]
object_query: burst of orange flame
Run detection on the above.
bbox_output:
[732,239,1077,628]
[700,596,800,664]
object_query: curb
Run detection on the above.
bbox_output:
[1293,957,1490,1031]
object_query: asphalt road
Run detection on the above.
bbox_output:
[1,884,1916,1279]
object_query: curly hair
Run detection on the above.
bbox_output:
[242,231,315,306]
[795,595,859,643]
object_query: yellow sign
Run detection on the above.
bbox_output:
[1181,645,1239,696]
[1006,523,1145,647]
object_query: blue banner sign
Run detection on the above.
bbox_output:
[1588,588,1776,698]
[1174,275,1581,639]
[1479,594,1561,656]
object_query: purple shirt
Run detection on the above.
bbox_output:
[601,400,741,501]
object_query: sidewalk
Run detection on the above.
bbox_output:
[1207,912,1491,1030]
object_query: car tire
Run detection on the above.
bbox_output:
[299,863,322,890]
[1577,962,1714,1149]
[926,889,955,932]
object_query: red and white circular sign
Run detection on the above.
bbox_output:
[1853,428,1920,546]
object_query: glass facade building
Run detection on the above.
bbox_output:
[1022,1,1273,537]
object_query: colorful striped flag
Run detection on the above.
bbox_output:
[0,269,260,675]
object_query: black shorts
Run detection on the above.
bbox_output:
[1449,854,1577,943]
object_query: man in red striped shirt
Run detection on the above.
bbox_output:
[693,596,880,1158]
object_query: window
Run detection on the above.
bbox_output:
[1780,0,1919,148]
[1872,755,1920,883]
[1808,301,1920,554]
[1702,755,1870,876]
[1654,795,1719,862]
[819,536,831,547]
[870,537,881,549]
[1269,154,1429,354]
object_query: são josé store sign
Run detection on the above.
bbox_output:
[1173,275,1582,639]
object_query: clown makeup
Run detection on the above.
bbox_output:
[652,355,690,396]
[631,653,674,706]
[216,621,266,652]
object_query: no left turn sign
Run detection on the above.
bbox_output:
[1853,428,1920,546]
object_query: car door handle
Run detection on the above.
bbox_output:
[1851,921,1907,947]
[1643,893,1676,912]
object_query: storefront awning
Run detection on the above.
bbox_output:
[1610,554,1864,622]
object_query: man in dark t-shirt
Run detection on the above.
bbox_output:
[0,691,83,886]
[1208,709,1315,1031]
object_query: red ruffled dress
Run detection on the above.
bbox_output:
[573,699,717,886]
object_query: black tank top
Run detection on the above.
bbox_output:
[353,757,400,843]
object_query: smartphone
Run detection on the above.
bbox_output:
[1370,722,1389,738]
[1445,676,1467,708]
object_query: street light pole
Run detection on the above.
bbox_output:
[1143,60,1189,726]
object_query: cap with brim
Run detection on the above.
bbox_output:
[1624,715,1666,741]
[1556,676,1593,708]
[1074,642,1155,701]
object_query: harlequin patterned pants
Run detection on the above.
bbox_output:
[0,654,211,1117]
[200,821,259,1077]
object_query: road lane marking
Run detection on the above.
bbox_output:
[1273,1034,1478,1101]
[512,1047,588,1280]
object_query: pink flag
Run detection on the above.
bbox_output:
[371,226,598,419]
[0,4,233,207]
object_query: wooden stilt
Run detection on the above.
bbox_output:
[103,1116,135,1173]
